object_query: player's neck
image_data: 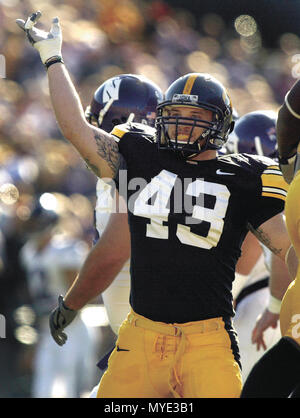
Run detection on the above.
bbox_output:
[190,150,217,161]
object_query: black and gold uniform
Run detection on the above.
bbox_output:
[114,123,286,323]
[97,123,288,398]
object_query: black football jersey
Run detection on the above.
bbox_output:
[112,123,288,323]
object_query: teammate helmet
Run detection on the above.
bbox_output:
[156,73,235,158]
[233,110,278,159]
[85,74,163,132]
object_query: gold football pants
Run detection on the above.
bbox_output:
[281,170,300,346]
[97,310,242,398]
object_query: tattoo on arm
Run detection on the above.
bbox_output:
[94,132,120,176]
[247,222,283,256]
[83,131,121,178]
[84,158,101,177]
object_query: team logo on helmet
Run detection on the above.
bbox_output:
[172,94,199,103]
[86,74,163,133]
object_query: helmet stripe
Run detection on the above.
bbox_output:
[182,74,198,95]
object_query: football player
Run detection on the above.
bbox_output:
[230,111,292,381]
[241,81,300,397]
[17,13,295,398]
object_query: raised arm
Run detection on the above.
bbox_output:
[16,12,120,179]
[47,63,121,178]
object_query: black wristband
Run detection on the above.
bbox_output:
[44,55,64,69]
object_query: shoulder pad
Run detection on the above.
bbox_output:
[129,122,156,136]
[220,153,279,169]
[217,153,252,166]
[244,153,279,167]
[111,122,156,140]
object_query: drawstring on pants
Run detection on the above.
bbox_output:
[128,311,221,398]
[168,326,186,397]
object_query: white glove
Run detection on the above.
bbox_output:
[16,11,62,64]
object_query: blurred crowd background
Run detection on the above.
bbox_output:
[1,0,300,398]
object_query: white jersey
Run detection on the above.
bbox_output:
[95,178,131,335]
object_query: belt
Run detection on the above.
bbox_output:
[128,312,222,397]
[128,313,222,335]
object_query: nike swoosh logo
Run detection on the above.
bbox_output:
[216,169,236,176]
[116,345,130,352]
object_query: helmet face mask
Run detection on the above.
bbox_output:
[156,73,234,158]
[85,74,163,133]
[85,101,136,130]
[158,102,226,156]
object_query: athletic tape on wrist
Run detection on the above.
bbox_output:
[268,294,281,314]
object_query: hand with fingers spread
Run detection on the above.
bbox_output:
[16,11,62,66]
[251,308,279,351]
[49,295,78,346]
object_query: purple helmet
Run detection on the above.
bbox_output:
[232,110,278,159]
[85,74,163,132]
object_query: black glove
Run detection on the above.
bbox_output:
[49,295,77,346]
